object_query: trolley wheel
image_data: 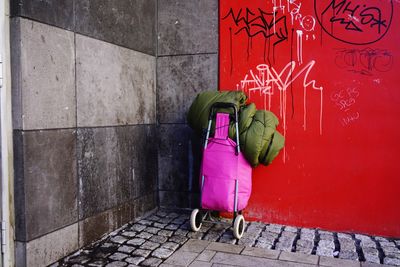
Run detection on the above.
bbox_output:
[190,209,203,232]
[233,214,245,239]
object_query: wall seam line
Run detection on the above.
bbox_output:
[21,191,158,243]
[15,123,159,132]
[157,52,218,58]
[80,190,159,222]
[12,15,157,57]
[73,0,80,246]
[18,221,79,244]
[156,0,160,207]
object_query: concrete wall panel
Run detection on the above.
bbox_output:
[158,0,218,55]
[14,18,76,130]
[20,129,78,241]
[25,223,78,267]
[77,125,157,219]
[157,54,218,124]
[75,0,156,55]
[159,191,198,209]
[11,18,23,130]
[13,131,26,241]
[158,124,191,192]
[76,34,156,127]
[11,0,75,30]
[15,242,26,267]
[78,201,135,247]
[134,192,158,219]
[131,126,158,199]
[79,192,157,246]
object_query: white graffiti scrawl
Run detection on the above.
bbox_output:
[237,60,324,137]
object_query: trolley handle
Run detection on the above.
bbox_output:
[209,102,238,122]
[207,102,241,155]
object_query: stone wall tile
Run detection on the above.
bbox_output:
[75,0,156,55]
[13,131,26,241]
[25,223,78,267]
[158,0,218,55]
[158,124,202,192]
[77,127,132,219]
[159,191,198,209]
[78,126,157,219]
[15,242,26,267]
[131,126,158,199]
[134,192,158,218]
[78,201,135,247]
[157,54,218,124]
[79,192,157,247]
[11,18,23,130]
[76,34,156,127]
[11,0,75,30]
[22,129,78,241]
[13,18,76,130]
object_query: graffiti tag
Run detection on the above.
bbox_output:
[240,60,322,94]
[335,48,393,76]
[239,60,324,134]
[341,112,360,126]
[222,8,289,46]
[330,87,359,112]
[314,0,393,45]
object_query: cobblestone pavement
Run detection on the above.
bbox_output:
[55,210,400,267]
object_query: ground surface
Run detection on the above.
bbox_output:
[55,210,400,267]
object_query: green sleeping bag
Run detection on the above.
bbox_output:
[187,91,285,167]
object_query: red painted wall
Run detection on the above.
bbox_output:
[219,0,400,238]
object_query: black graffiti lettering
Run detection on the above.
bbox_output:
[335,48,393,75]
[342,2,360,17]
[330,17,361,31]
[222,8,288,46]
[321,0,387,34]
[315,0,393,45]
[360,7,387,34]
[222,8,255,30]
[360,8,376,25]
[322,0,345,16]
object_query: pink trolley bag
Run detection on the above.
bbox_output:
[190,102,252,239]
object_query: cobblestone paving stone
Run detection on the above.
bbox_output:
[275,228,298,252]
[316,230,337,257]
[256,226,281,249]
[296,228,315,254]
[186,231,205,240]
[356,234,381,263]
[131,249,151,258]
[125,256,145,265]
[337,233,358,261]
[117,245,135,254]
[57,210,400,266]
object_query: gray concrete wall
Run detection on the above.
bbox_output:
[11,1,158,266]
[10,0,218,265]
[156,0,218,209]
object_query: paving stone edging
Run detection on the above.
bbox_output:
[55,210,400,267]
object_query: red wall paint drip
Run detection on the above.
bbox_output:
[219,0,400,238]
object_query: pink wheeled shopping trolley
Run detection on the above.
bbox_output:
[190,102,252,239]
